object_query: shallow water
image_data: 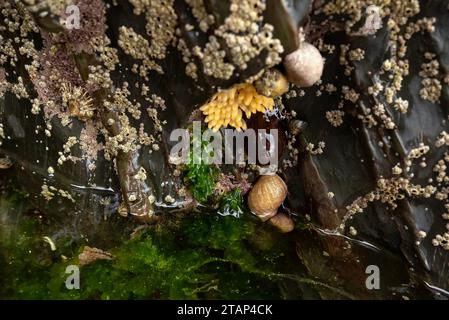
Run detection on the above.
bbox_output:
[0,176,443,300]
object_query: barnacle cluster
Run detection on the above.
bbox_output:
[200,83,274,132]
[254,69,289,98]
[189,0,284,81]
[60,83,95,121]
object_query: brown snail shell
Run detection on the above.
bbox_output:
[248,174,287,221]
[283,42,324,87]
[268,213,295,233]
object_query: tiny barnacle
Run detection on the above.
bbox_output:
[61,83,95,121]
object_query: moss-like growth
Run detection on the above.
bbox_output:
[183,128,220,204]
[184,163,219,204]
[218,188,244,217]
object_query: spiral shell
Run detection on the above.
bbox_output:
[283,42,324,87]
[248,174,287,221]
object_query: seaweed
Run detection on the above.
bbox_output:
[184,163,219,204]
[183,132,220,204]
[218,188,244,218]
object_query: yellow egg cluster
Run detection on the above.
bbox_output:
[200,83,275,132]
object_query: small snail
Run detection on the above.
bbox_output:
[248,174,287,221]
[268,213,295,233]
[254,68,289,98]
[283,42,324,87]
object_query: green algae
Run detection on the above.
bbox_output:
[0,190,292,299]
[182,126,220,204]
[184,163,219,204]
[218,188,244,217]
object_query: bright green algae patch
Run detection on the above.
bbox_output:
[183,162,219,204]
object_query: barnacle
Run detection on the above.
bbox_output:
[0,157,12,169]
[254,68,289,98]
[60,83,95,121]
[200,83,274,132]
